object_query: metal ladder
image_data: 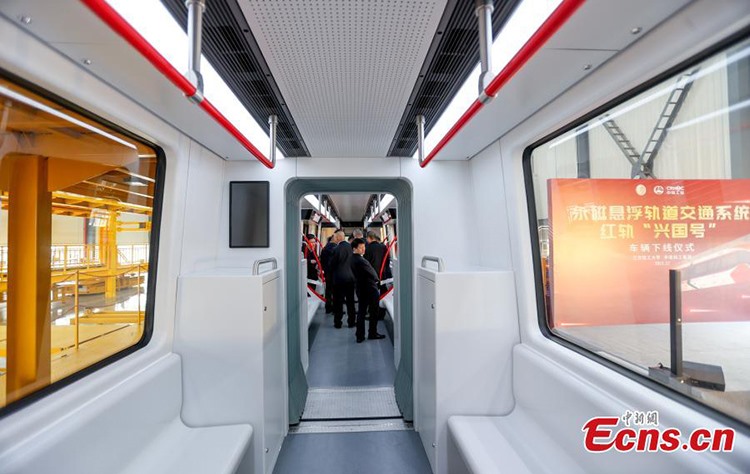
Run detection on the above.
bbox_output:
[640,68,700,177]
[601,67,700,178]
[602,118,640,167]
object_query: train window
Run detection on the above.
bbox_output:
[527,35,750,425]
[0,73,162,412]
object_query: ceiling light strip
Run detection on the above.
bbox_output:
[80,0,274,169]
[420,0,585,168]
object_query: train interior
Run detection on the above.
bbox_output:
[0,0,749,473]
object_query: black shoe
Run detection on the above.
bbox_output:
[356,336,365,343]
[348,322,355,328]
[334,322,342,329]
[368,333,386,340]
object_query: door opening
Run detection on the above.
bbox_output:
[284,179,414,426]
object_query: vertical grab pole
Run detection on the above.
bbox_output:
[669,269,683,377]
[475,0,494,93]
[416,115,426,166]
[185,0,206,97]
[269,115,278,168]
[74,269,80,349]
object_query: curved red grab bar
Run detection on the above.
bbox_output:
[379,236,398,281]
[80,0,274,169]
[302,234,325,283]
[420,0,586,168]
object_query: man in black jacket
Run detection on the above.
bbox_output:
[351,238,385,342]
[365,231,390,319]
[319,235,337,313]
[364,231,388,282]
[329,230,357,328]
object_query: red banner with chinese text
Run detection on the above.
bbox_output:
[548,179,750,327]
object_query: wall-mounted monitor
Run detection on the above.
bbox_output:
[229,181,269,248]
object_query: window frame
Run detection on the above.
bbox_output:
[522,26,750,433]
[0,67,166,418]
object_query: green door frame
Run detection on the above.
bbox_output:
[285,178,414,424]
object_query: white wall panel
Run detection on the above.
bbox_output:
[295,157,401,177]
[176,268,286,474]
[401,158,475,271]
[179,142,226,274]
[415,267,519,474]
[466,142,514,270]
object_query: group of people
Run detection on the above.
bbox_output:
[306,229,392,343]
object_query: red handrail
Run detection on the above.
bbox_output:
[302,234,325,283]
[80,0,274,169]
[420,0,586,168]
[379,236,397,281]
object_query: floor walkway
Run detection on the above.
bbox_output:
[273,306,432,473]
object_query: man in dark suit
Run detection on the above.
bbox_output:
[365,231,390,319]
[364,231,387,281]
[319,235,337,313]
[351,238,385,342]
[329,230,356,328]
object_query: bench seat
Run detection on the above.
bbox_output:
[0,354,252,474]
[448,412,582,474]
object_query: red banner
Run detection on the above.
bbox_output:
[548,179,750,327]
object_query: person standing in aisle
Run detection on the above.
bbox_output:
[319,235,337,314]
[365,230,390,319]
[351,238,385,343]
[329,230,356,328]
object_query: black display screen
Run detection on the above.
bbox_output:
[229,181,269,248]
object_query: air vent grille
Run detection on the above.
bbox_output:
[161,0,309,157]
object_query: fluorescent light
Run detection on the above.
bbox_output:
[0,84,137,150]
[107,0,282,159]
[304,194,320,209]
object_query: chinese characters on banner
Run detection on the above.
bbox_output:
[547,179,750,327]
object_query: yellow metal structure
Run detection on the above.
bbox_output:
[5,155,52,404]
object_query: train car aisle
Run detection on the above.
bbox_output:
[306,307,395,388]
[273,306,432,473]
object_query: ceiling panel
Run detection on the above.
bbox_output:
[239,0,447,157]
[327,193,372,222]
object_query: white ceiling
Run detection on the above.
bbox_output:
[239,0,447,158]
[328,193,372,221]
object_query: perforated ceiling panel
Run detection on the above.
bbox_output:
[239,0,447,157]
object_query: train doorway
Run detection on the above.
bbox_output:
[284,179,414,426]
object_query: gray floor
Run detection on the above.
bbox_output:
[272,306,432,473]
[303,387,401,420]
[272,431,432,474]
[306,307,396,388]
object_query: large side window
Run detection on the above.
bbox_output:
[0,73,163,412]
[526,35,750,426]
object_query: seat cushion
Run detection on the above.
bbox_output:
[121,420,253,474]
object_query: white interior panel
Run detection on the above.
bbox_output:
[416,267,519,474]
[175,268,286,474]
[239,0,447,157]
